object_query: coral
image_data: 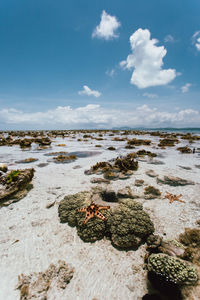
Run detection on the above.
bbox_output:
[177,146,192,153]
[158,138,179,147]
[77,201,110,224]
[58,192,111,242]
[16,260,74,300]
[0,169,34,203]
[148,253,198,285]
[127,138,151,146]
[76,208,111,242]
[114,153,138,172]
[136,149,157,157]
[58,192,89,226]
[179,228,200,248]
[107,199,154,249]
[157,175,194,186]
[144,186,161,197]
[53,154,76,163]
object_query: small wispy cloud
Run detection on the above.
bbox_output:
[164,34,175,43]
[92,10,121,40]
[143,93,158,99]
[192,31,200,51]
[106,68,115,77]
[78,85,101,97]
[181,83,192,93]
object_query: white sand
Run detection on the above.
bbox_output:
[0,132,200,300]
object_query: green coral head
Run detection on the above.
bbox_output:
[148,253,198,285]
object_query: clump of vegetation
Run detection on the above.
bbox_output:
[144,186,161,196]
[95,144,102,147]
[158,138,179,147]
[114,153,138,172]
[179,228,200,248]
[53,154,76,162]
[177,147,192,153]
[127,138,151,146]
[136,149,157,157]
[6,170,21,184]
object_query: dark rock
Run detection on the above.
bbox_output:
[0,168,34,204]
[157,175,195,186]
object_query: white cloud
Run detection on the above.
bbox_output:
[164,35,174,43]
[0,104,199,129]
[78,85,101,97]
[181,83,192,93]
[192,31,200,51]
[120,28,176,88]
[92,10,121,40]
[106,68,115,77]
[143,93,158,99]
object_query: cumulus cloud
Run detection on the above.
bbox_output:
[120,28,177,88]
[192,31,200,51]
[78,85,101,97]
[181,83,192,93]
[143,93,158,99]
[164,34,174,43]
[92,10,121,40]
[0,104,199,129]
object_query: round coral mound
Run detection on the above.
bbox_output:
[148,253,198,285]
[107,199,154,249]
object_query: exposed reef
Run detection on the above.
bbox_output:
[0,168,34,205]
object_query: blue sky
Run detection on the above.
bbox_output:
[0,0,200,129]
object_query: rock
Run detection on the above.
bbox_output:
[0,169,34,203]
[144,186,161,199]
[16,158,38,164]
[0,163,8,173]
[90,177,110,184]
[157,175,195,186]
[177,146,192,153]
[146,234,162,251]
[101,187,118,202]
[117,186,134,198]
[118,172,130,180]
[107,199,154,249]
[37,163,49,168]
[135,179,144,186]
[53,154,77,163]
[148,160,165,165]
[16,260,74,300]
[145,169,158,178]
[158,240,186,257]
[46,200,56,209]
[148,253,198,285]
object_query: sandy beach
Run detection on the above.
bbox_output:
[0,130,200,300]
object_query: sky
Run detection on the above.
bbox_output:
[0,0,200,129]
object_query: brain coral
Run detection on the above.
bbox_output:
[107,199,154,249]
[58,192,111,242]
[148,253,198,285]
